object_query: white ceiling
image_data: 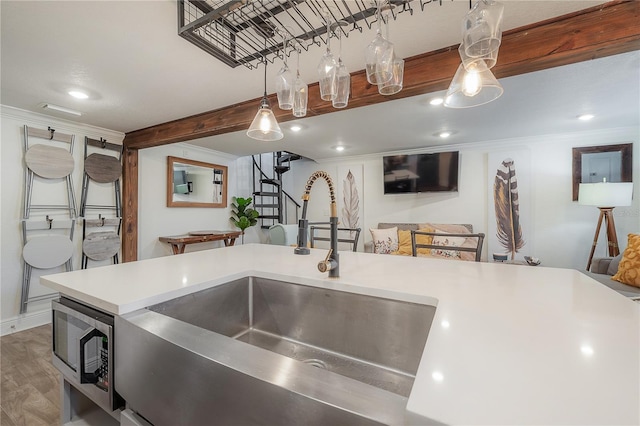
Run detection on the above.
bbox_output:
[2,0,637,161]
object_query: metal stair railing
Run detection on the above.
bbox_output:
[251,154,300,228]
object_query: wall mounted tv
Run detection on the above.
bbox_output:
[383,151,459,194]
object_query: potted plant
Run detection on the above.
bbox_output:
[230,196,259,243]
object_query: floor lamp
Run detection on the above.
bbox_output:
[579,181,633,271]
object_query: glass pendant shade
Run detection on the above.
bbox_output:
[317,50,337,101]
[378,58,404,96]
[443,62,503,108]
[247,97,283,141]
[365,33,394,85]
[462,0,504,58]
[332,60,350,108]
[292,73,308,117]
[275,64,294,110]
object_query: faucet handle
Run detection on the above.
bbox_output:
[317,249,336,273]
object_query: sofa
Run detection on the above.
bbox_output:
[584,254,640,298]
[365,222,483,261]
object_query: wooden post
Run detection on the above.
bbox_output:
[121,147,138,263]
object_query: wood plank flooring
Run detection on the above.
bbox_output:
[1,325,60,426]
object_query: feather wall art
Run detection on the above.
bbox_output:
[494,158,525,260]
[341,170,360,236]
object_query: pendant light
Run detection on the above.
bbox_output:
[443,61,503,108]
[247,60,283,141]
[444,0,504,109]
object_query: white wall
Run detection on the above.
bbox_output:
[138,143,240,259]
[1,106,125,334]
[284,127,639,270]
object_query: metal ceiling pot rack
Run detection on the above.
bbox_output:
[178,0,445,69]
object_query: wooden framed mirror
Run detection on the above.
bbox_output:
[167,156,227,207]
[572,143,633,201]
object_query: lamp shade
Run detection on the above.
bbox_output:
[246,99,283,141]
[443,62,503,108]
[578,182,633,207]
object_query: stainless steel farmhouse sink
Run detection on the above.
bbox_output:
[115,277,435,425]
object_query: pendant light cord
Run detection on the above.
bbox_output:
[263,58,267,98]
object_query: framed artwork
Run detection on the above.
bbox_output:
[337,164,364,251]
[487,150,533,262]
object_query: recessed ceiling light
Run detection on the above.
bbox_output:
[429,97,444,106]
[42,103,82,116]
[68,90,89,99]
[335,146,345,152]
[439,131,451,138]
[580,345,594,357]
[290,125,302,132]
[578,114,594,121]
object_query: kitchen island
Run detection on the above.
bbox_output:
[42,243,640,425]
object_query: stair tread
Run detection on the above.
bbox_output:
[254,191,279,196]
[278,153,302,163]
[254,203,279,208]
[259,215,280,219]
[260,178,281,185]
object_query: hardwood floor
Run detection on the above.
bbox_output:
[1,325,60,426]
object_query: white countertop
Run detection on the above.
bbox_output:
[41,244,640,425]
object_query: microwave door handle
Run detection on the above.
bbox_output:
[78,327,102,384]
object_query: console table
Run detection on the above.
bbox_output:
[159,230,242,255]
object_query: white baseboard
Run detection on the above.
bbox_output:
[1,309,51,336]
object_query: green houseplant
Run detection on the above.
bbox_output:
[230,196,259,243]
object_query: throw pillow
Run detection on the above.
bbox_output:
[370,227,398,254]
[394,228,434,256]
[431,234,466,259]
[395,230,413,256]
[607,253,624,276]
[423,223,475,260]
[612,234,640,287]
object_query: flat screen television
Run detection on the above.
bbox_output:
[383,151,459,194]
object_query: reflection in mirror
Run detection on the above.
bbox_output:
[167,156,227,207]
[572,144,632,201]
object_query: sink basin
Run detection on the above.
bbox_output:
[115,277,435,425]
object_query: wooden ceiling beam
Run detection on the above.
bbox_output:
[123,0,640,150]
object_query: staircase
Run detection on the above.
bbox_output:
[252,152,302,229]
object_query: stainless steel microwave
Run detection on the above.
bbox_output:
[52,297,123,412]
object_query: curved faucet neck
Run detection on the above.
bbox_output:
[300,171,337,220]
